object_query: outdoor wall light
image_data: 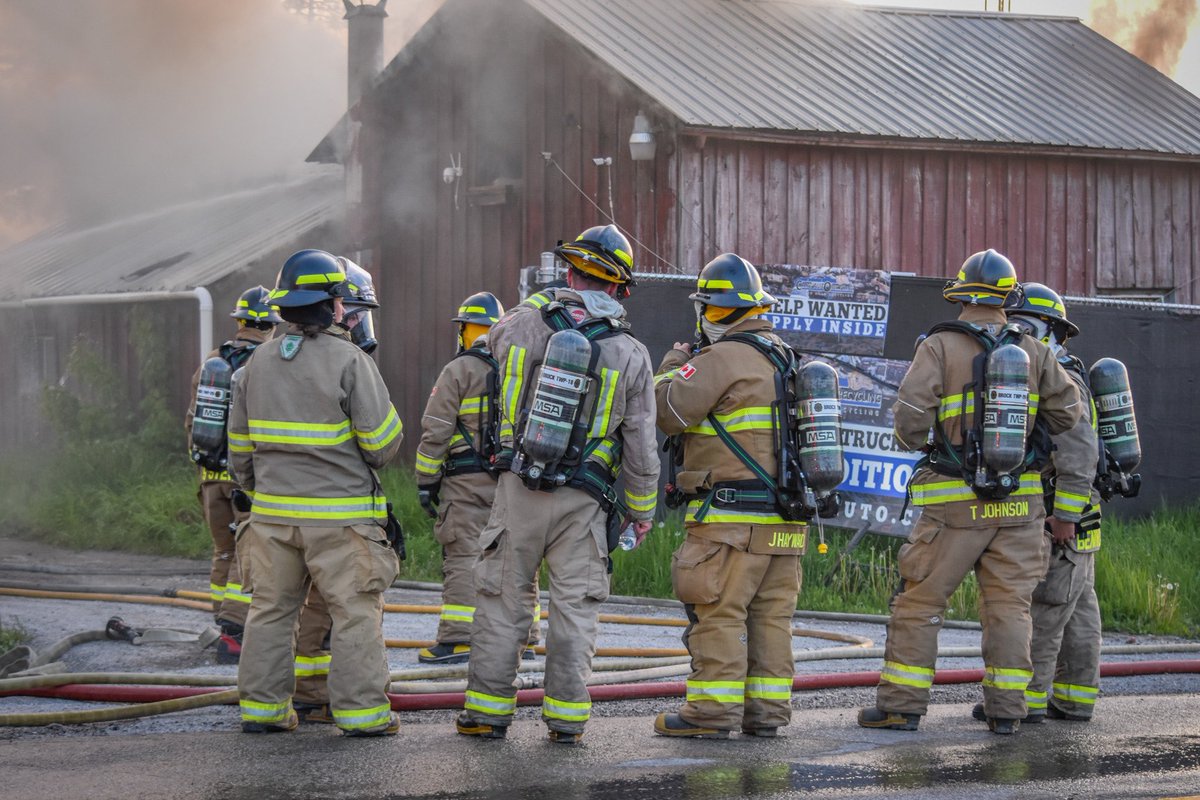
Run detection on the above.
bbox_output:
[629,111,656,161]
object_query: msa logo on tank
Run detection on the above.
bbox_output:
[982,384,1028,431]
[514,328,594,486]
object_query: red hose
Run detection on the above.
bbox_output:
[8,660,1197,709]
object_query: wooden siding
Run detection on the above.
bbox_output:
[361,0,1200,455]
[675,138,1200,303]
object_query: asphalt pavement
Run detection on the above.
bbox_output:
[1,537,1198,799]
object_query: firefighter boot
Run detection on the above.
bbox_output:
[419,642,471,664]
[455,712,507,739]
[343,712,400,737]
[547,729,584,745]
[242,709,299,734]
[1046,704,1091,722]
[857,708,920,731]
[294,703,335,724]
[987,717,1021,735]
[653,713,730,740]
[972,702,1043,725]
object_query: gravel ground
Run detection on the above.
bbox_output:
[2,535,1197,740]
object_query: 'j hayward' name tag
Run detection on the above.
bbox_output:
[748,524,808,555]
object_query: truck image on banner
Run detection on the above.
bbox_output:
[761,265,891,357]
[760,265,920,537]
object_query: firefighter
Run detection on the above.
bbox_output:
[650,253,808,739]
[184,285,280,663]
[414,292,543,664]
[455,225,659,744]
[291,257,380,725]
[978,283,1102,724]
[229,249,403,736]
[858,250,1082,735]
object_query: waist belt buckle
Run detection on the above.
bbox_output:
[714,487,737,505]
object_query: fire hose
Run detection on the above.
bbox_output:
[2,582,1199,727]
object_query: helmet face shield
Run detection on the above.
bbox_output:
[344,308,378,354]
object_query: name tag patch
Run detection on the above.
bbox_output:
[748,524,807,555]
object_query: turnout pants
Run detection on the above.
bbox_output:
[237,521,398,733]
[294,583,333,707]
[199,479,250,627]
[434,472,541,646]
[671,532,801,731]
[463,473,609,735]
[875,510,1048,720]
[1028,546,1101,718]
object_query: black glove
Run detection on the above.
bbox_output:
[417,482,441,519]
[384,502,406,561]
[230,488,252,514]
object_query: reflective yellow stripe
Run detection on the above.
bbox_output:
[937,393,971,423]
[686,679,745,704]
[745,676,792,700]
[684,406,774,435]
[251,492,387,520]
[248,418,352,446]
[440,604,475,623]
[590,438,617,468]
[503,346,527,426]
[1025,688,1048,709]
[588,368,619,438]
[464,690,517,716]
[356,406,402,451]
[415,450,443,476]
[1052,682,1099,705]
[698,278,734,290]
[1053,490,1090,515]
[686,500,805,526]
[524,292,551,309]
[625,488,656,514]
[981,666,1033,691]
[459,396,489,414]
[294,654,331,677]
[332,702,392,730]
[654,368,680,386]
[240,699,290,723]
[910,474,1042,506]
[224,583,251,605]
[295,272,345,285]
[880,660,934,689]
[228,431,253,452]
[542,695,591,722]
[210,583,225,602]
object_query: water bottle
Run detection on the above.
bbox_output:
[617,523,637,551]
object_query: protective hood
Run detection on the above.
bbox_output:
[578,289,626,322]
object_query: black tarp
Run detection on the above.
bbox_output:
[621,274,1197,520]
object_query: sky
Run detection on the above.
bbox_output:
[847,0,1200,97]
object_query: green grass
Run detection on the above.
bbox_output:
[3,442,1197,637]
[0,617,30,652]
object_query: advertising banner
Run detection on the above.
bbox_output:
[760,265,920,537]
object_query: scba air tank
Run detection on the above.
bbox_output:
[519,328,593,482]
[796,361,845,496]
[1089,357,1141,472]
[191,356,233,467]
[981,343,1030,475]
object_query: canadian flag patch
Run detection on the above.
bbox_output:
[679,363,696,380]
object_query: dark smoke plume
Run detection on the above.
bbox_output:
[1090,0,1198,75]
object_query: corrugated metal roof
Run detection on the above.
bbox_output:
[0,169,343,302]
[522,0,1200,155]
